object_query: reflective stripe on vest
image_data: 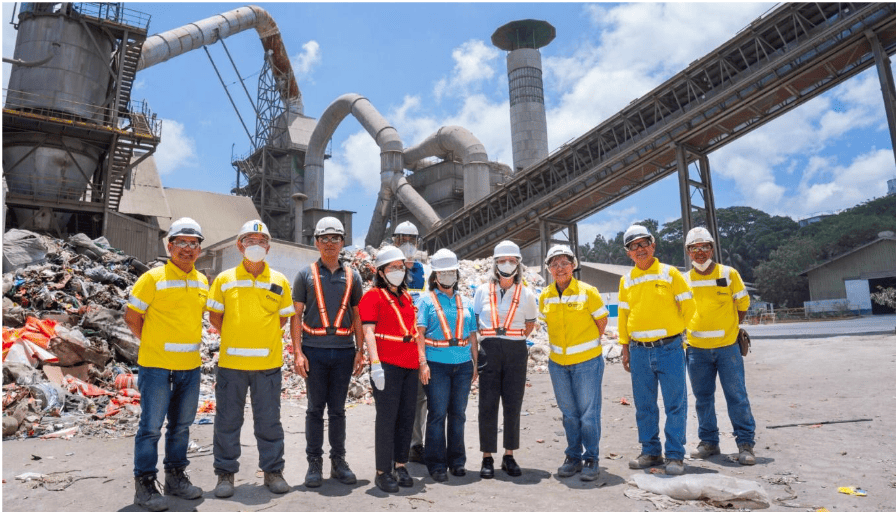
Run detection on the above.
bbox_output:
[424,291,467,348]
[479,281,525,337]
[164,342,200,353]
[226,347,271,357]
[303,262,354,336]
[690,329,725,338]
[373,288,418,343]
[631,329,668,340]
[550,337,600,356]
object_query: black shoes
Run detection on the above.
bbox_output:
[395,465,414,487]
[480,456,495,479]
[430,469,448,483]
[304,456,323,488]
[163,467,202,499]
[450,466,466,477]
[330,456,357,485]
[408,444,425,464]
[501,455,522,477]
[375,471,399,493]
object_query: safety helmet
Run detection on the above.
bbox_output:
[374,245,405,268]
[623,224,654,248]
[168,217,204,242]
[393,221,419,237]
[493,240,522,260]
[685,226,714,247]
[238,219,270,241]
[314,216,345,237]
[430,248,459,271]
[544,244,578,269]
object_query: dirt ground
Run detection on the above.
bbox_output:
[3,333,895,512]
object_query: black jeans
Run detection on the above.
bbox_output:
[478,337,529,452]
[371,361,419,472]
[303,346,356,458]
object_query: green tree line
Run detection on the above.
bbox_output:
[579,194,896,307]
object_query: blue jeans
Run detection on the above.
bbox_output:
[629,336,687,460]
[548,356,604,462]
[303,346,356,458]
[133,365,201,477]
[423,360,473,472]
[687,343,755,446]
[213,367,285,474]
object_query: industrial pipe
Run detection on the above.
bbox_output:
[403,125,492,206]
[2,42,59,67]
[304,93,441,247]
[137,5,302,113]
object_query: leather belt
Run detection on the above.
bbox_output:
[630,333,682,348]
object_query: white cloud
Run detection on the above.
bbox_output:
[794,149,895,214]
[154,119,197,175]
[322,130,382,199]
[292,40,321,79]
[434,40,499,101]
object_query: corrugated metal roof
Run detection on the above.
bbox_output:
[800,235,896,276]
[160,188,260,248]
[118,156,172,218]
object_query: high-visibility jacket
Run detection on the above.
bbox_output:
[207,262,295,371]
[479,281,525,337]
[303,262,354,336]
[127,261,208,370]
[685,264,750,349]
[617,258,695,345]
[423,291,468,347]
[473,280,537,340]
[538,278,609,365]
[373,288,418,344]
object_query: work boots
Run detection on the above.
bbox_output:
[690,442,721,459]
[214,473,234,498]
[134,474,169,511]
[163,467,203,500]
[737,444,756,465]
[264,470,290,494]
[330,456,357,485]
[305,456,323,488]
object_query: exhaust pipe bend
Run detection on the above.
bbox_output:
[137,5,302,113]
[403,125,491,206]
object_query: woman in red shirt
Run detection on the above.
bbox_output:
[359,245,430,493]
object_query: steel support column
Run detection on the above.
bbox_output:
[867,30,896,169]
[538,217,580,282]
[676,144,721,264]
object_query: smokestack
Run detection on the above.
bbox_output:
[492,19,555,173]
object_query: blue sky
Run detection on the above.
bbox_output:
[4,2,895,248]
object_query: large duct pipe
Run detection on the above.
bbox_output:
[304,93,440,247]
[403,125,492,206]
[137,5,302,113]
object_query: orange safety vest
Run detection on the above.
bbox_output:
[479,281,526,337]
[302,262,354,336]
[373,288,419,343]
[424,291,468,348]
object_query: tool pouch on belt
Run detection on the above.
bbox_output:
[737,328,751,357]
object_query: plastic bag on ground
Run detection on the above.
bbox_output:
[631,473,771,509]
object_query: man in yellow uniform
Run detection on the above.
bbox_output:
[618,225,695,476]
[207,220,296,499]
[126,217,208,511]
[539,245,609,481]
[683,227,756,465]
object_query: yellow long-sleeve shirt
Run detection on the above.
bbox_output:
[618,258,695,345]
[685,264,750,348]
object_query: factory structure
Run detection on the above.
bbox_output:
[4,3,896,272]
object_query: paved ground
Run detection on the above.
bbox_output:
[744,314,896,338]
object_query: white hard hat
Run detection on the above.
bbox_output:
[493,240,522,260]
[544,244,578,269]
[685,226,715,247]
[623,224,654,247]
[375,245,405,268]
[238,219,270,241]
[315,216,345,237]
[430,248,459,271]
[168,217,204,242]
[393,221,419,237]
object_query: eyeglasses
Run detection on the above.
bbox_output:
[384,263,405,272]
[548,260,573,270]
[317,235,344,244]
[687,245,713,254]
[393,235,417,246]
[241,237,269,247]
[171,240,200,249]
[627,240,652,251]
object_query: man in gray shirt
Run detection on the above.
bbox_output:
[290,217,364,488]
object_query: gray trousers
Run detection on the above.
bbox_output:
[411,379,427,447]
[213,366,285,475]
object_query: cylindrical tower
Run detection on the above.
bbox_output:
[492,20,555,173]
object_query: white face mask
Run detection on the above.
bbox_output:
[497,262,518,276]
[692,259,713,272]
[244,245,267,263]
[437,271,457,288]
[385,269,406,287]
[399,243,416,259]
